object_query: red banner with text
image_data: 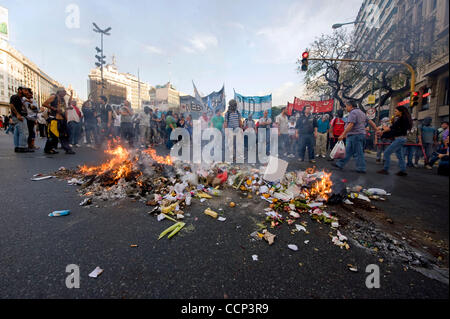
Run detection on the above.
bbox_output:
[287,98,334,115]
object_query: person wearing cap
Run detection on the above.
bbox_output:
[42,88,75,155]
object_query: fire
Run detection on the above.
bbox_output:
[143,148,173,165]
[79,145,131,175]
[303,171,333,201]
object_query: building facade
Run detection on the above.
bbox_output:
[147,82,180,111]
[0,39,65,116]
[347,0,449,125]
[88,61,150,111]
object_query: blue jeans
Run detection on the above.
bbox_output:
[383,137,407,172]
[298,134,314,161]
[13,118,28,148]
[336,134,366,172]
[84,122,98,145]
[68,121,81,145]
[403,145,419,166]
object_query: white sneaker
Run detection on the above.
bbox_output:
[75,144,81,148]
[69,144,73,148]
[322,155,326,158]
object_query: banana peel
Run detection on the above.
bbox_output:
[158,222,185,240]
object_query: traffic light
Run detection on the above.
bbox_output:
[301,51,309,71]
[410,91,419,107]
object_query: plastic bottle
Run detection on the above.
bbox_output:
[49,210,70,217]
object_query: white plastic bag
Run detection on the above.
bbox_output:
[330,141,346,159]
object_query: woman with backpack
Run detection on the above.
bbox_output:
[328,109,345,160]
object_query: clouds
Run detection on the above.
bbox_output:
[68,37,94,47]
[182,34,218,54]
[144,45,164,55]
[272,81,305,105]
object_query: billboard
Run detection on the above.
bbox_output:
[0,6,9,41]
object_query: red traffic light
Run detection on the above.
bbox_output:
[302,51,309,59]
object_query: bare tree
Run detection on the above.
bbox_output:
[298,14,446,113]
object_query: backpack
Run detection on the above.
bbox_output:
[331,118,345,137]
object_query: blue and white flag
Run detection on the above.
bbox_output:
[234,91,272,119]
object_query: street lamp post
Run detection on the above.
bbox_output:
[93,23,111,97]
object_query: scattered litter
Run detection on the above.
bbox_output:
[250,231,263,241]
[157,213,165,221]
[263,156,288,182]
[204,208,218,219]
[366,188,389,196]
[200,198,207,203]
[288,244,299,251]
[89,266,104,278]
[343,199,354,205]
[68,178,84,185]
[48,210,70,217]
[218,217,226,222]
[304,240,310,244]
[295,224,307,233]
[31,176,54,181]
[130,244,138,248]
[262,229,276,245]
[348,264,358,272]
[229,202,236,208]
[158,222,185,240]
[252,255,258,261]
[79,198,92,206]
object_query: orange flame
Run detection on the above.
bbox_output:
[303,171,333,201]
[143,148,173,165]
[79,145,131,175]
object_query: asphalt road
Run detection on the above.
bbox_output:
[0,132,448,299]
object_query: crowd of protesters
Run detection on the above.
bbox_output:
[3,88,448,176]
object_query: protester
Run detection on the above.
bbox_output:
[199,112,209,131]
[113,106,121,138]
[419,117,437,165]
[426,135,449,170]
[165,110,177,149]
[376,106,412,176]
[120,100,134,147]
[5,115,14,135]
[287,116,297,158]
[37,108,48,138]
[66,100,83,147]
[185,114,193,137]
[375,117,392,163]
[275,108,290,157]
[404,118,421,168]
[296,106,317,163]
[333,101,378,173]
[438,121,449,145]
[149,108,160,145]
[42,88,75,155]
[316,114,330,158]
[329,109,346,156]
[23,89,39,150]
[10,87,33,153]
[259,110,272,155]
[82,100,99,147]
[97,96,113,143]
[224,100,242,130]
[138,106,152,148]
[211,110,225,132]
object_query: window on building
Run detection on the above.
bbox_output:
[443,77,449,106]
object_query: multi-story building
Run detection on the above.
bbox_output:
[0,39,65,115]
[147,82,180,111]
[346,0,449,125]
[88,60,150,111]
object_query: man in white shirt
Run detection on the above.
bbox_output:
[66,100,84,147]
[276,108,290,157]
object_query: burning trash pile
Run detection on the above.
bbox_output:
[53,141,361,247]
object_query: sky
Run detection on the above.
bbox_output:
[1,0,362,105]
